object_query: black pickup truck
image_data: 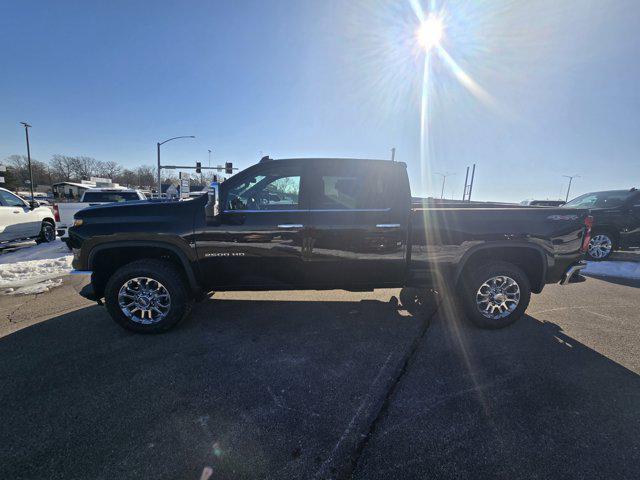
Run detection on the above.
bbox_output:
[68,157,591,333]
[561,188,640,260]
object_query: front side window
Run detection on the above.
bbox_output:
[225,166,301,211]
[0,190,26,207]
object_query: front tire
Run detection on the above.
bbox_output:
[104,259,192,333]
[460,261,531,329]
[35,221,56,244]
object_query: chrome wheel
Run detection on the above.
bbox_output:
[42,223,55,242]
[588,234,612,259]
[476,275,521,320]
[118,277,171,325]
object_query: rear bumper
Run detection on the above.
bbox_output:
[560,261,587,285]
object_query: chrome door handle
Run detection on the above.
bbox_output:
[376,223,400,228]
[278,224,304,229]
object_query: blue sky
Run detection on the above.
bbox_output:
[1,0,639,202]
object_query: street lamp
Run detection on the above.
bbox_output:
[19,122,35,200]
[157,136,195,194]
[563,174,580,202]
[434,172,456,199]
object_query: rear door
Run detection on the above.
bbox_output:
[304,160,409,288]
[195,160,311,289]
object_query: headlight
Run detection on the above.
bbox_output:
[73,219,84,227]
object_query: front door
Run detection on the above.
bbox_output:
[0,190,38,242]
[304,160,409,288]
[623,193,640,248]
[195,160,310,289]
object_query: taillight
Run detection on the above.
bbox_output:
[53,204,60,222]
[581,215,593,253]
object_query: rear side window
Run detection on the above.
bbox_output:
[311,162,397,210]
[83,192,141,202]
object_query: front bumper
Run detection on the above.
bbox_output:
[560,261,587,285]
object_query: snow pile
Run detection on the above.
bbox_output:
[583,261,640,280]
[0,240,74,295]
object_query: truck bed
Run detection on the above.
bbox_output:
[409,205,590,290]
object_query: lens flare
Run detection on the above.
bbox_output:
[417,15,444,50]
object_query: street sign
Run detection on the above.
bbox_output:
[179,172,190,199]
[0,177,4,183]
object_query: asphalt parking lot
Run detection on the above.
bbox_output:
[1,274,639,479]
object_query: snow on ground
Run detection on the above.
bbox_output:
[583,261,640,280]
[0,240,73,295]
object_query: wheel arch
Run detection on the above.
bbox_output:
[87,241,200,297]
[455,243,547,294]
[590,226,619,246]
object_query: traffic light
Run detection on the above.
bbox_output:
[212,174,218,183]
[225,162,233,174]
[195,161,202,174]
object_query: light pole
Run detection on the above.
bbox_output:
[157,136,195,194]
[434,172,455,199]
[208,149,212,168]
[20,122,35,200]
[563,174,580,202]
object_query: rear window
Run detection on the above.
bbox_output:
[83,191,141,202]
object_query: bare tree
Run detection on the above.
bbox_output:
[117,168,137,187]
[136,165,156,188]
[50,155,76,182]
[3,154,51,190]
[103,161,121,179]
[70,156,98,180]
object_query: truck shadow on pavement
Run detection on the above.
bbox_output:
[1,295,639,480]
[354,300,640,480]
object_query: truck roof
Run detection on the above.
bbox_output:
[83,187,141,192]
[256,157,407,167]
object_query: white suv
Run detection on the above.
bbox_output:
[0,187,56,245]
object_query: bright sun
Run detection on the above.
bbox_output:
[417,15,444,51]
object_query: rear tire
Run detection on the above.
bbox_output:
[35,221,56,244]
[459,261,531,329]
[587,232,615,261]
[104,259,192,333]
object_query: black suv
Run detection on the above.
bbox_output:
[562,188,640,260]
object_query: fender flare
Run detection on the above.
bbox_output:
[453,242,548,292]
[589,226,620,246]
[87,240,200,292]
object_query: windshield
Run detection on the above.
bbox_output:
[562,190,633,209]
[82,191,142,202]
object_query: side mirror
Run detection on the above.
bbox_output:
[28,200,38,210]
[205,182,220,220]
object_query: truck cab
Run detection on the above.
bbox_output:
[195,157,410,290]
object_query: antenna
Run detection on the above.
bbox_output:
[562,174,580,202]
[434,172,456,199]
